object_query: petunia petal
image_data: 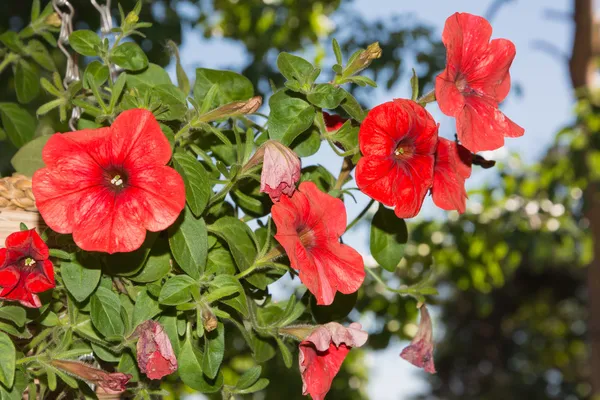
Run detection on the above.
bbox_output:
[111,109,173,169]
[391,155,434,219]
[456,96,525,153]
[467,38,516,103]
[299,343,351,400]
[358,103,404,156]
[0,265,20,290]
[432,138,472,213]
[355,157,398,207]
[442,13,493,78]
[25,260,55,293]
[435,71,465,117]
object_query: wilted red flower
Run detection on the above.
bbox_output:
[432,138,472,213]
[323,112,347,132]
[51,359,131,394]
[272,181,364,305]
[135,320,178,380]
[0,229,54,308]
[355,99,438,218]
[435,12,524,153]
[400,305,436,373]
[299,322,368,400]
[33,109,185,254]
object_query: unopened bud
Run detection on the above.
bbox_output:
[202,307,218,332]
[45,13,62,28]
[125,11,139,25]
[345,42,382,76]
[199,96,262,123]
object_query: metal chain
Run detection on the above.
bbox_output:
[52,0,80,131]
[90,0,113,35]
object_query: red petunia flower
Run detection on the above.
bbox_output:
[299,322,368,400]
[432,138,472,213]
[33,109,186,254]
[135,320,178,380]
[323,112,347,132]
[355,99,438,219]
[0,229,54,308]
[435,12,524,153]
[400,305,436,373]
[271,181,365,305]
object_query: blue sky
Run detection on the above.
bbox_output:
[170,0,580,398]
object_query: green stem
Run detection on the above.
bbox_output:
[334,156,355,190]
[417,89,436,106]
[235,261,289,280]
[207,181,235,208]
[345,199,375,232]
[16,354,44,366]
[0,53,18,75]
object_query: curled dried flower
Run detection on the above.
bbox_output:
[51,360,131,394]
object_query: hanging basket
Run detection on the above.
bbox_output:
[0,174,45,244]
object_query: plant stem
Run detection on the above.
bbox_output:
[345,199,375,232]
[417,89,436,105]
[334,156,355,190]
[0,53,18,75]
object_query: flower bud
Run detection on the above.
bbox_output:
[51,360,131,394]
[198,96,262,123]
[125,11,139,25]
[400,304,436,373]
[202,307,218,332]
[135,320,178,380]
[45,13,62,28]
[345,42,381,76]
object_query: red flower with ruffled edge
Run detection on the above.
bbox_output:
[435,12,524,153]
[355,99,438,219]
[432,138,472,213]
[0,229,54,308]
[299,322,368,400]
[271,181,365,305]
[323,112,347,132]
[32,109,186,254]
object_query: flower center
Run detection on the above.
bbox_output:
[394,141,414,161]
[104,168,128,192]
[297,225,316,249]
[110,175,123,187]
[24,257,35,267]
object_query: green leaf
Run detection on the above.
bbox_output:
[168,206,208,279]
[331,120,359,152]
[14,61,40,104]
[104,232,157,277]
[60,257,102,302]
[0,307,25,328]
[126,63,172,91]
[235,378,270,394]
[236,366,261,389]
[111,42,148,71]
[291,126,321,157]
[0,370,26,400]
[277,53,316,86]
[370,204,408,271]
[307,84,346,109]
[230,179,271,217]
[150,84,188,121]
[268,90,315,145]
[31,0,40,20]
[0,32,22,53]
[204,275,244,304]
[0,103,36,148]
[129,239,171,283]
[10,135,51,176]
[69,30,102,57]
[173,153,211,217]
[25,40,55,71]
[178,336,223,393]
[209,217,260,286]
[83,61,109,90]
[275,336,293,368]
[0,332,15,388]
[332,38,343,65]
[132,288,161,329]
[202,322,224,379]
[193,68,253,109]
[91,342,121,363]
[90,287,125,338]
[158,275,197,306]
[340,92,366,122]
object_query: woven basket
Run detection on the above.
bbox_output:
[0,174,44,244]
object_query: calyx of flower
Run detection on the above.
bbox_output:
[198,96,262,123]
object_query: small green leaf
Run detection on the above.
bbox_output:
[83,61,109,90]
[370,204,408,271]
[129,240,171,283]
[25,40,55,71]
[275,336,293,368]
[193,68,253,108]
[10,135,51,176]
[202,322,225,379]
[236,366,262,389]
[132,288,161,329]
[178,336,224,393]
[235,378,270,394]
[168,206,208,279]
[268,90,315,146]
[60,257,102,302]
[111,42,148,71]
[158,275,197,306]
[125,63,172,91]
[340,91,366,122]
[69,30,102,57]
[0,307,25,328]
[307,84,346,109]
[14,61,40,104]
[173,153,211,217]
[0,332,15,388]
[277,53,316,86]
[0,103,36,148]
[90,287,125,338]
[204,275,244,304]
[332,38,343,65]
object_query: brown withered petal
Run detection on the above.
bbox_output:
[135,320,178,380]
[400,305,436,373]
[51,360,131,394]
